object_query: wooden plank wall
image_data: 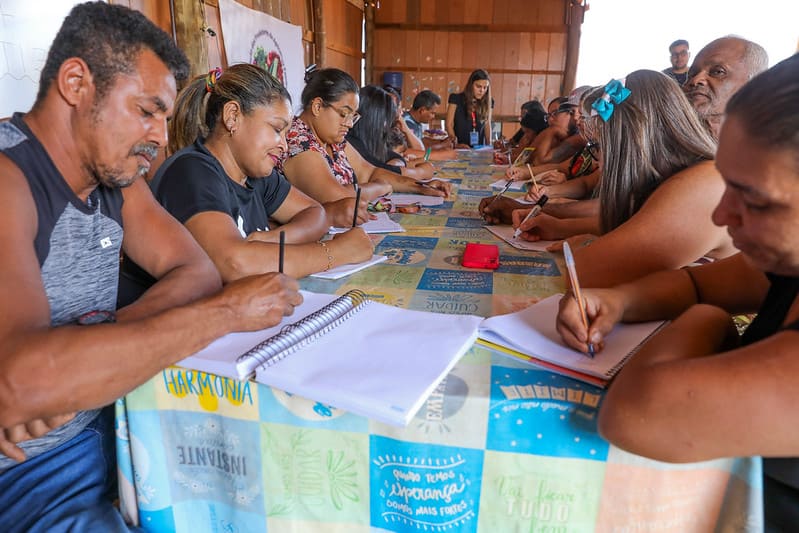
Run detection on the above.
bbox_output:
[372,0,572,135]
[120,0,362,83]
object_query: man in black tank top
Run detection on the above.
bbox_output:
[0,3,302,531]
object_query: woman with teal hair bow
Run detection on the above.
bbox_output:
[511,69,737,288]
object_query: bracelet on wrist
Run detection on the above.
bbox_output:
[319,241,333,271]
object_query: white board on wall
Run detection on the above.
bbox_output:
[0,0,83,118]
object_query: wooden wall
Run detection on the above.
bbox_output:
[371,0,583,135]
[120,0,363,83]
[114,0,584,138]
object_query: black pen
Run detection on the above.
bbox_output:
[352,185,361,228]
[278,230,285,273]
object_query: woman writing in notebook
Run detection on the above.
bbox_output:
[278,68,450,227]
[346,85,434,181]
[445,69,493,148]
[118,65,373,302]
[556,54,799,531]
[512,70,736,287]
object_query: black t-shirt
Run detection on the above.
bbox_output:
[447,92,494,146]
[151,139,291,232]
[118,139,292,306]
[346,130,401,174]
[739,273,799,530]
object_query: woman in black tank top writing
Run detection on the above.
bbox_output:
[555,53,799,530]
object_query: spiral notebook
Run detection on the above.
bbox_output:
[477,294,666,387]
[179,290,482,426]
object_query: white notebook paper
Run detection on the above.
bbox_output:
[309,254,388,280]
[477,294,665,386]
[329,211,404,234]
[386,193,445,206]
[178,290,482,426]
[489,179,526,191]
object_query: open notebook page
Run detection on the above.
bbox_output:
[478,294,665,380]
[255,302,482,426]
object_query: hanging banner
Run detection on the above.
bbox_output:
[217,0,305,112]
[0,0,83,118]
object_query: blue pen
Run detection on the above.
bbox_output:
[562,241,595,357]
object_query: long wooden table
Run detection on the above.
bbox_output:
[116,150,761,532]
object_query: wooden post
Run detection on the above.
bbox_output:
[563,0,585,94]
[172,0,210,79]
[365,1,374,85]
[312,0,327,67]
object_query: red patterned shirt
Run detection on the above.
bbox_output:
[279,116,356,186]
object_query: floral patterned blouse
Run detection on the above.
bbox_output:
[279,116,356,186]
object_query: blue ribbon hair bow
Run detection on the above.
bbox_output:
[591,79,631,121]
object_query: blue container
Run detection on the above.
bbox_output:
[382,71,403,96]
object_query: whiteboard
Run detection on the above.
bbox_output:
[0,0,83,118]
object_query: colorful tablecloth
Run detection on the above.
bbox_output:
[116,152,762,532]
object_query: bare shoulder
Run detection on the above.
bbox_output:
[0,153,37,232]
[645,160,723,206]
[663,159,722,188]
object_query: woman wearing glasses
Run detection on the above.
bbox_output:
[280,68,450,228]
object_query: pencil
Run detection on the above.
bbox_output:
[526,163,538,189]
[278,230,285,274]
[562,241,595,357]
[352,186,361,228]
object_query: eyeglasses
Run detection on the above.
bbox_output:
[324,102,361,125]
[671,50,689,58]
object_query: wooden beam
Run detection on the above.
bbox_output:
[327,41,360,57]
[364,1,374,84]
[312,0,326,67]
[172,0,210,79]
[372,66,565,76]
[563,0,585,93]
[373,23,567,34]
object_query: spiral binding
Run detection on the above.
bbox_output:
[604,321,668,378]
[239,289,371,370]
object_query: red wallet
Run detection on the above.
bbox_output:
[462,243,500,269]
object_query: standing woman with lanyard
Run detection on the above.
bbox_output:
[445,69,493,148]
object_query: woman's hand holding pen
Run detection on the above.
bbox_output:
[504,166,527,181]
[328,227,374,264]
[510,210,563,241]
[555,288,625,355]
[524,184,548,204]
[478,195,524,225]
[327,196,373,227]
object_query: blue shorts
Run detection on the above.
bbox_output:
[0,406,135,532]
